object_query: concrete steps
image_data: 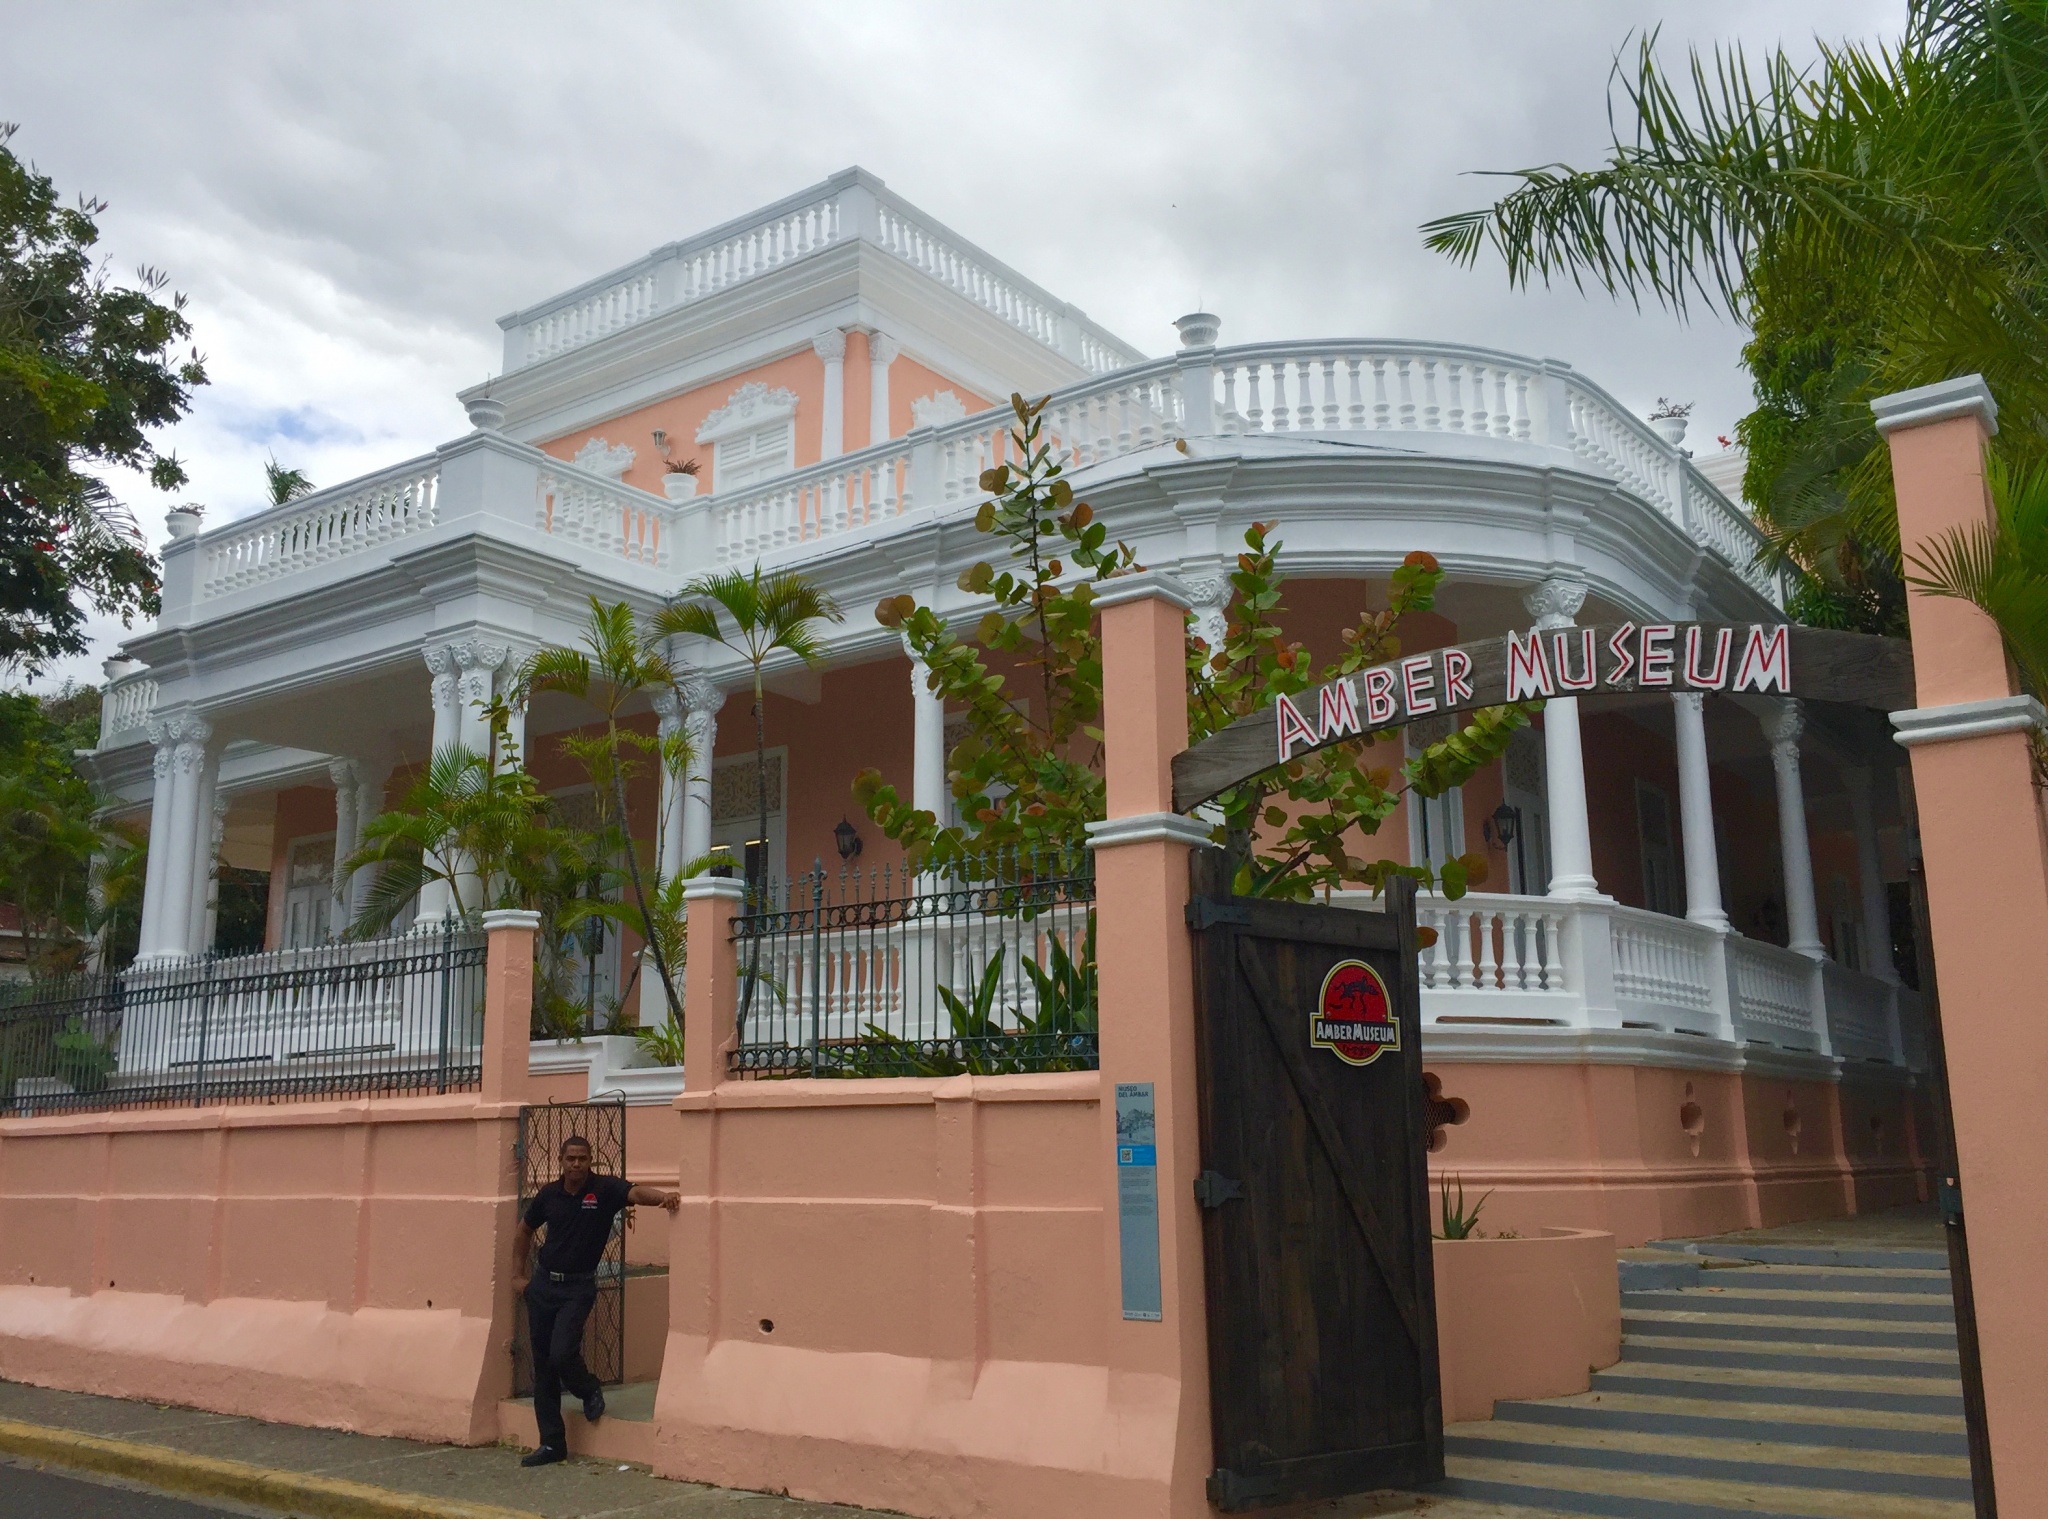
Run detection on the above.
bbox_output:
[1437,1241,1976,1517]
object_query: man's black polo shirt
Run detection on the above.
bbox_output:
[524,1173,632,1276]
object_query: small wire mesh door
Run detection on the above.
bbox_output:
[512,1099,627,1395]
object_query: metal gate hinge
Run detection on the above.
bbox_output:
[1194,1170,1244,1208]
[1186,897,1251,931]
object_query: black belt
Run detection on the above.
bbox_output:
[544,1270,594,1283]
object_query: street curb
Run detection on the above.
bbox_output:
[0,1416,542,1519]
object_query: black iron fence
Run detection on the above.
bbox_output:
[0,923,488,1116]
[730,850,1098,1078]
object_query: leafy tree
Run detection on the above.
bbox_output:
[1,122,207,672]
[518,599,693,1024]
[1422,3,2048,632]
[855,394,1528,903]
[653,566,842,1027]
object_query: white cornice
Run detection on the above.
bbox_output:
[1870,375,1998,437]
[1085,812,1216,850]
[1892,693,2045,747]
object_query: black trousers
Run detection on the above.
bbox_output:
[525,1275,599,1452]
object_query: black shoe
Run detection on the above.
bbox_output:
[582,1387,606,1424]
[521,1446,566,1468]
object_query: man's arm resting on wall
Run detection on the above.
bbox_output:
[626,1184,681,1213]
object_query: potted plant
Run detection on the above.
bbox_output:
[663,457,701,502]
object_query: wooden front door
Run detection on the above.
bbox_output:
[1188,856,1442,1510]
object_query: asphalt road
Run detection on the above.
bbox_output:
[0,1460,243,1517]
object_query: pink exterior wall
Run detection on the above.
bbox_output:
[1419,1061,1922,1246]
[654,1075,1150,1518]
[0,1097,520,1444]
[538,350,992,497]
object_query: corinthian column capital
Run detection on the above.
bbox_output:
[1522,576,1588,631]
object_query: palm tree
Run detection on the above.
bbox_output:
[264,457,313,507]
[1422,2,2048,627]
[517,599,691,1023]
[1908,452,2048,707]
[652,566,841,1027]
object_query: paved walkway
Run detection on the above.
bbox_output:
[0,1378,1557,1519]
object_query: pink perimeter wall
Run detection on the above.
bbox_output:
[0,1096,521,1444]
[650,1072,1176,1519]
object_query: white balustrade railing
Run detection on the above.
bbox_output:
[97,674,158,748]
[535,460,678,570]
[1729,937,1826,1052]
[1822,959,1902,1064]
[503,172,1145,377]
[1215,343,1541,442]
[197,456,440,602]
[1415,892,1568,994]
[1609,903,1717,1026]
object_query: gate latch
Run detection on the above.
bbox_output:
[1194,1170,1244,1208]
[1186,897,1251,931]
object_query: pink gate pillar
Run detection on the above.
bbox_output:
[1876,375,2048,1500]
[480,909,541,1102]
[1084,571,1217,1519]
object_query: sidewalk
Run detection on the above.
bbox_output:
[0,1378,1555,1519]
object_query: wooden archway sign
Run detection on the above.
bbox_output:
[1171,622,1914,813]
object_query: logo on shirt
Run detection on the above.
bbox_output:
[1311,959,1400,1067]
[581,1192,597,1208]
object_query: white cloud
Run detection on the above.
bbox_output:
[2,0,1906,691]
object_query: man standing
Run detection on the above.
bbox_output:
[512,1134,679,1467]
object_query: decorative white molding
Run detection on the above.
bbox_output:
[571,437,636,479]
[811,327,848,363]
[481,907,542,931]
[1760,697,1806,750]
[1892,693,2046,747]
[697,382,799,444]
[1084,811,1217,850]
[683,875,749,903]
[1092,569,1195,612]
[1871,375,1998,438]
[909,389,967,428]
[1523,576,1588,631]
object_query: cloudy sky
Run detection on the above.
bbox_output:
[4,0,1902,691]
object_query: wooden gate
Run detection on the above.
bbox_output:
[1188,855,1442,1509]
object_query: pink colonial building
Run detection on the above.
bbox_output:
[84,167,1928,1240]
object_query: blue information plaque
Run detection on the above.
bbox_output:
[1115,1081,1163,1321]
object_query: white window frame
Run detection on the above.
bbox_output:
[696,382,799,493]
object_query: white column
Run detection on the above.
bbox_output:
[908,645,946,819]
[1844,766,1901,982]
[202,793,229,953]
[1672,692,1729,930]
[814,328,847,461]
[329,757,361,933]
[416,643,460,925]
[652,688,688,884]
[680,677,725,869]
[1762,699,1826,958]
[868,331,898,447]
[1524,579,1602,899]
[180,731,219,957]
[138,710,212,964]
[452,639,509,758]
[136,734,180,963]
